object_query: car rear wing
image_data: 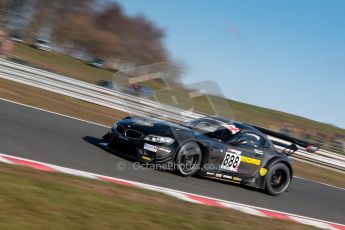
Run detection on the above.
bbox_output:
[251,125,319,154]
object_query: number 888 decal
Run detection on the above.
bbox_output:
[220,149,242,172]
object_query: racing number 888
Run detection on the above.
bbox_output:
[221,152,242,171]
[223,154,240,168]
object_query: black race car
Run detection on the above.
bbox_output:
[102,116,317,196]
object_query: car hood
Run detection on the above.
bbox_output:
[117,117,190,136]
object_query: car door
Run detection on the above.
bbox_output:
[191,119,229,175]
[219,132,265,178]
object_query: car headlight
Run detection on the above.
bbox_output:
[144,135,175,144]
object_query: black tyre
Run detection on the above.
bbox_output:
[265,163,291,196]
[175,142,202,176]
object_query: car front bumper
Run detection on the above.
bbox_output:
[103,129,176,163]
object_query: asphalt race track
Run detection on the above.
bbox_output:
[0,99,344,224]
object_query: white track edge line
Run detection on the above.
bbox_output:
[294,176,345,191]
[0,97,109,128]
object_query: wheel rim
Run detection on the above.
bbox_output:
[179,146,200,174]
[270,169,288,191]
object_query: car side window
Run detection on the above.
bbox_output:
[188,119,234,141]
[189,119,218,132]
[232,132,265,148]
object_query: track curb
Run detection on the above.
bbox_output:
[0,153,344,230]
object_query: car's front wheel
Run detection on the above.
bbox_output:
[175,142,202,177]
[265,163,291,196]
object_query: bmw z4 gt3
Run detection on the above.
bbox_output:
[102,116,317,196]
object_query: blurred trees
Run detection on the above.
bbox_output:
[0,0,168,66]
[94,4,167,64]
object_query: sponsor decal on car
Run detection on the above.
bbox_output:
[206,172,215,176]
[221,149,242,172]
[232,177,242,182]
[144,143,157,152]
[142,156,151,161]
[241,156,261,165]
[222,175,232,179]
[260,168,268,176]
[215,173,222,178]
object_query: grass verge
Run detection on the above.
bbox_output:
[0,78,126,125]
[0,78,344,189]
[12,43,115,84]
[0,162,316,230]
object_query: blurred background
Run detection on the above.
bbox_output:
[0,0,169,68]
[0,0,344,154]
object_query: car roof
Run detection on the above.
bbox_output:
[200,116,274,148]
[207,116,256,130]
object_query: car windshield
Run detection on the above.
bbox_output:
[184,118,237,141]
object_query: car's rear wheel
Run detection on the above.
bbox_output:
[265,163,291,196]
[175,142,202,177]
